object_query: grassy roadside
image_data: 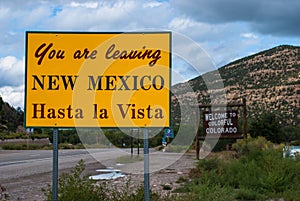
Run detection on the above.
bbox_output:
[0,142,86,150]
[174,137,300,201]
[3,136,299,201]
[41,147,300,201]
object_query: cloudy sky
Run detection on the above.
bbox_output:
[1,0,300,108]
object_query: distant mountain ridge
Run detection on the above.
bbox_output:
[172,45,300,125]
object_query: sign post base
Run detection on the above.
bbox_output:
[52,128,58,201]
[143,128,150,201]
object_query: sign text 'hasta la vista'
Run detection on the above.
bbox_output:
[25,32,171,127]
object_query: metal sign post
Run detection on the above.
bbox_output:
[52,128,58,201]
[143,128,150,201]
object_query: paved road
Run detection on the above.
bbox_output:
[0,148,129,200]
[0,148,185,178]
[0,148,129,180]
[0,149,88,167]
[0,148,187,200]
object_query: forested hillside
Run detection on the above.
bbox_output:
[172,45,300,143]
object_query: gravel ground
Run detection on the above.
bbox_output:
[105,153,196,196]
[2,153,196,201]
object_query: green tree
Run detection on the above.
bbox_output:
[280,125,300,144]
[249,112,282,143]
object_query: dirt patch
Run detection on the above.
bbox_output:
[94,153,196,197]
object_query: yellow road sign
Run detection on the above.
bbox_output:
[25,32,171,127]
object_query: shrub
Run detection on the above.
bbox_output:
[176,183,235,201]
[1,143,50,150]
[42,159,108,201]
[235,188,266,200]
[189,149,300,200]
[232,135,274,154]
[42,160,180,201]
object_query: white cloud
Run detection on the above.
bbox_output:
[70,1,98,9]
[241,33,258,39]
[46,1,138,30]
[169,17,197,31]
[143,1,162,8]
[0,85,24,109]
[0,7,10,22]
[0,56,24,86]
[20,6,52,27]
[171,32,216,85]
[168,16,237,43]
